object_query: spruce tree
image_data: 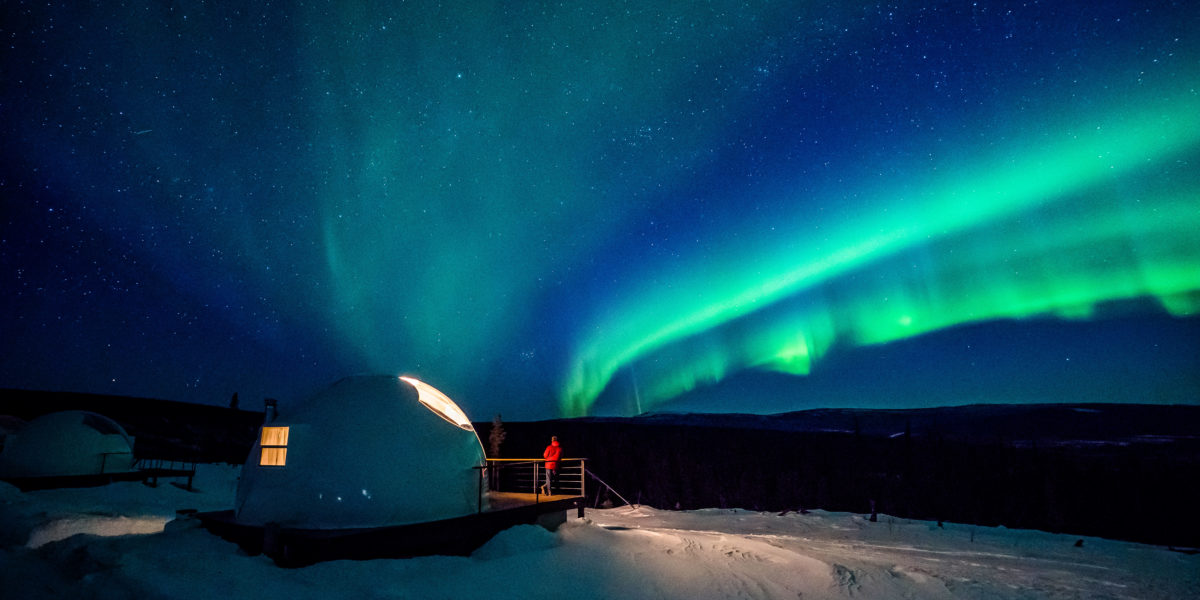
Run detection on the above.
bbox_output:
[488,413,506,457]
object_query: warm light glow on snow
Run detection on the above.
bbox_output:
[26,515,171,549]
[399,376,474,430]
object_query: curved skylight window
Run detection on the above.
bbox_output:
[399,376,474,430]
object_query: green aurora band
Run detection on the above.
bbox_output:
[562,97,1200,416]
[249,1,1199,416]
[5,1,1200,416]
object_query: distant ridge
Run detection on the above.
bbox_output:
[0,388,264,419]
[0,388,263,463]
[538,403,1200,446]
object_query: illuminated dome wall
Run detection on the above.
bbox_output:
[0,411,135,478]
[234,375,487,529]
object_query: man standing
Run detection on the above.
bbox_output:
[542,435,561,495]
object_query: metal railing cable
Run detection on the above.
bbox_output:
[585,470,635,508]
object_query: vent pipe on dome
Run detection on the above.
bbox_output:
[264,398,278,423]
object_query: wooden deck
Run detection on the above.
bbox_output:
[486,491,578,510]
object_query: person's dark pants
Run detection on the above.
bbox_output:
[544,468,558,494]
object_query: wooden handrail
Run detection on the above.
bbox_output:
[483,457,587,462]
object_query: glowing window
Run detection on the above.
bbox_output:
[399,376,474,430]
[260,426,289,466]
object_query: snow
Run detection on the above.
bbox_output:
[1,464,1197,599]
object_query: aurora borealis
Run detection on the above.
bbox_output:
[3,1,1198,419]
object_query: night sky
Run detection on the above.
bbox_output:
[3,1,1198,420]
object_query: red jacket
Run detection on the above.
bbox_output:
[543,440,562,470]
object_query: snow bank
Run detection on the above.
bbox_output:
[1,463,1197,599]
[0,463,238,549]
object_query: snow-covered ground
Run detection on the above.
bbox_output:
[1,464,1196,599]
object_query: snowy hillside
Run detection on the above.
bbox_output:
[0,465,1196,599]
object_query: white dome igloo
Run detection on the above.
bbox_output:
[234,375,487,529]
[0,411,135,478]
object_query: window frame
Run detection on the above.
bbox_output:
[259,426,289,466]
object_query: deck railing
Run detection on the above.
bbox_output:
[482,458,586,501]
[133,456,198,490]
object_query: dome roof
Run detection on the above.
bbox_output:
[234,375,487,529]
[0,411,135,478]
